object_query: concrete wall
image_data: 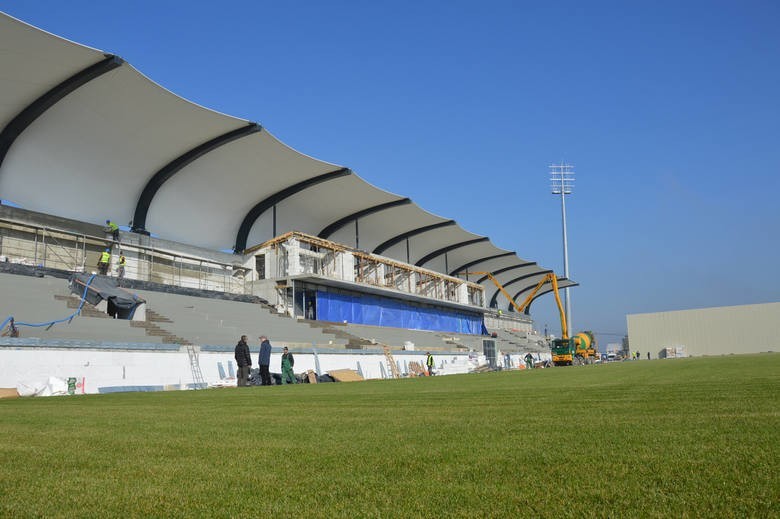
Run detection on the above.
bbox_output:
[627,302,780,357]
[0,345,473,394]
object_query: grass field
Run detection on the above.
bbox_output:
[1,354,778,518]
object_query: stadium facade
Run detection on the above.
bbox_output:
[0,12,573,393]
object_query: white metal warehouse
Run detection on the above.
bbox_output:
[627,302,780,357]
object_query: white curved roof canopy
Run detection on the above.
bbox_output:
[0,11,576,310]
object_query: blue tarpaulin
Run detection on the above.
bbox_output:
[316,290,483,334]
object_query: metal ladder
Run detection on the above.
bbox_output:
[186,345,207,389]
[383,346,400,379]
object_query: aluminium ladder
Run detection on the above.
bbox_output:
[186,345,207,388]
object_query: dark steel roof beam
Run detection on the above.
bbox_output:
[372,220,456,255]
[0,54,124,171]
[448,252,516,277]
[415,237,490,268]
[317,198,412,240]
[132,123,262,234]
[234,167,351,252]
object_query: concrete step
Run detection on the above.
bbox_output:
[146,309,172,323]
[54,295,110,318]
[129,318,192,345]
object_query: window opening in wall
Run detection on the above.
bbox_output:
[256,254,266,279]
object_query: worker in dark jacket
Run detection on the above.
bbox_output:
[281,346,296,384]
[234,335,251,387]
[258,336,272,386]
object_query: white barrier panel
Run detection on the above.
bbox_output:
[0,347,486,394]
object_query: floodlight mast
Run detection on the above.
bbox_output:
[550,163,574,332]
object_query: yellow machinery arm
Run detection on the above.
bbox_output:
[466,272,524,314]
[467,271,568,340]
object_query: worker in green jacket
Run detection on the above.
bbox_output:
[105,219,119,242]
[97,248,111,275]
[281,346,296,384]
[426,352,434,376]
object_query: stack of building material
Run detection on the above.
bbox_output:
[327,369,364,382]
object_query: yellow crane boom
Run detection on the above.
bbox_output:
[466,271,568,339]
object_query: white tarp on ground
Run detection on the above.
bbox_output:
[17,376,68,397]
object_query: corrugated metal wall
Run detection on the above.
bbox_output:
[627,302,780,357]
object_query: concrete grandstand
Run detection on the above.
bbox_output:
[0,11,570,392]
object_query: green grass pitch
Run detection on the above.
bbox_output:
[1,354,778,517]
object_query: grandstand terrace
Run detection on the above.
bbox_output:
[0,11,573,392]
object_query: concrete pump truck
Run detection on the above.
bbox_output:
[468,271,598,366]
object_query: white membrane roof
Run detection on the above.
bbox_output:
[0,11,575,309]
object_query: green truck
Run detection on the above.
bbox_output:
[551,331,599,366]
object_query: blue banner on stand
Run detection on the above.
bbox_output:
[316,291,482,334]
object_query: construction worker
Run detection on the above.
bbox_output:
[524,352,534,370]
[117,253,126,279]
[234,335,251,387]
[105,219,120,241]
[97,248,111,275]
[281,347,296,384]
[426,352,434,376]
[258,336,272,386]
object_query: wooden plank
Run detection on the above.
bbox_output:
[408,361,426,376]
[306,370,318,384]
[0,388,19,399]
[327,369,364,382]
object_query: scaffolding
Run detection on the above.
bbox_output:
[247,231,484,306]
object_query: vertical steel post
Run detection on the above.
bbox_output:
[550,163,574,333]
[560,185,571,331]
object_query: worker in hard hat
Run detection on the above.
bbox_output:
[105,219,119,242]
[97,248,111,275]
[117,253,126,279]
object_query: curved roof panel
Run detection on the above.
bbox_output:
[0,14,102,124]
[2,63,248,231]
[0,11,576,308]
[252,173,404,247]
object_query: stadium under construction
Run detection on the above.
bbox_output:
[0,11,577,394]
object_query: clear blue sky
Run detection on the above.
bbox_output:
[2,1,778,343]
